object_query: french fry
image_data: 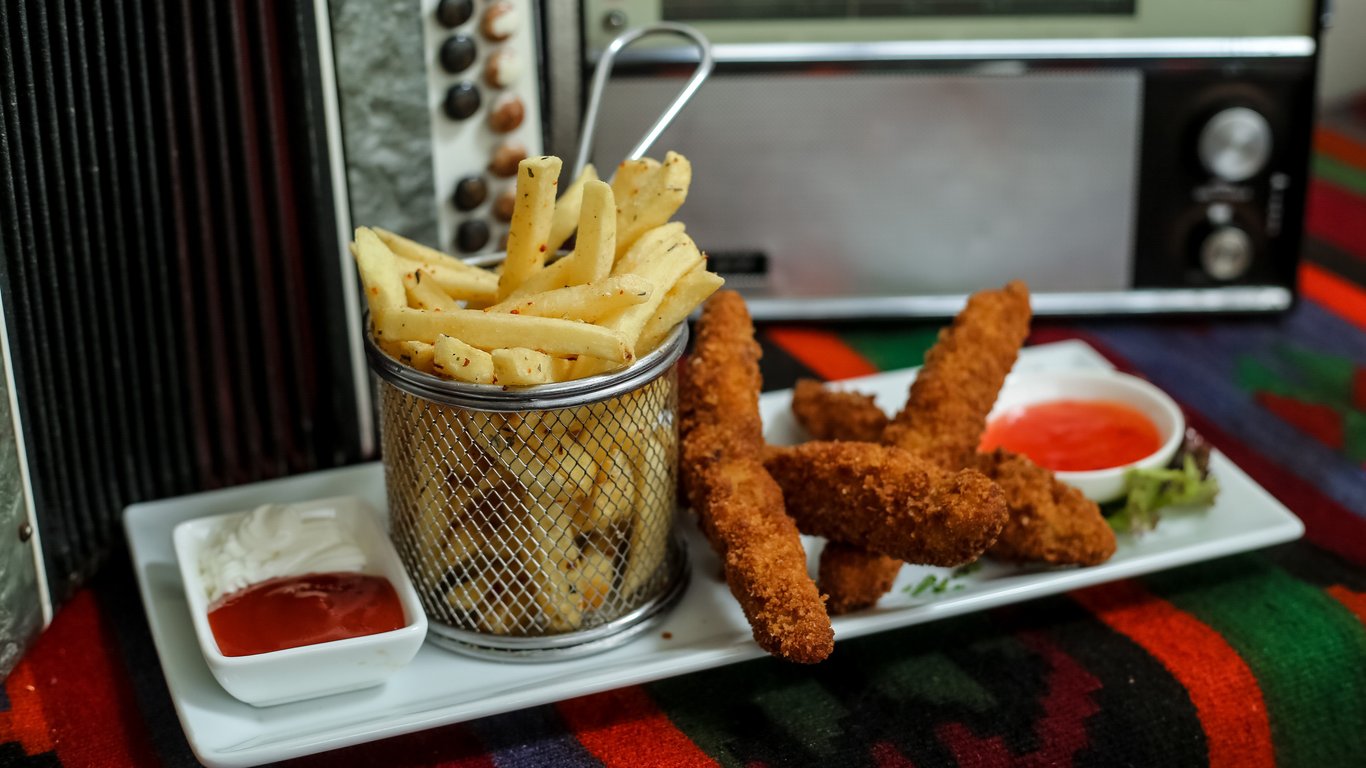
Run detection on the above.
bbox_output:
[522,524,585,631]
[432,334,495,384]
[492,347,554,386]
[499,156,562,299]
[393,257,498,305]
[485,274,652,322]
[503,179,619,301]
[403,269,460,312]
[373,226,495,280]
[611,222,686,276]
[571,226,702,376]
[375,306,634,363]
[390,340,436,373]
[352,227,406,321]
[637,266,724,352]
[562,179,616,285]
[546,163,598,255]
[613,151,691,259]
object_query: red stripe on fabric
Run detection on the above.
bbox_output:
[871,741,920,767]
[1256,391,1345,449]
[1326,585,1366,626]
[556,686,719,768]
[0,661,55,756]
[1071,580,1275,768]
[1316,126,1366,171]
[18,591,160,766]
[1034,328,1366,566]
[1306,181,1366,260]
[763,327,880,380]
[1299,263,1366,334]
[935,631,1100,767]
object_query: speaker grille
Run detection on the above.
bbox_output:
[0,0,364,601]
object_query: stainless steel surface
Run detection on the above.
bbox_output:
[604,36,1316,65]
[593,71,1141,296]
[574,23,714,179]
[741,286,1295,320]
[1200,227,1256,281]
[1199,107,1275,183]
[370,325,688,659]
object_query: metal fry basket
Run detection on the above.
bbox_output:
[366,325,690,660]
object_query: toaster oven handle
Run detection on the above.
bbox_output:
[573,22,714,180]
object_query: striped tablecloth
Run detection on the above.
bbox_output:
[3,110,1365,767]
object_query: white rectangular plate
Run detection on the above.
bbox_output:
[124,340,1303,767]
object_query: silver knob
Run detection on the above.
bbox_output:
[1198,107,1272,183]
[1200,226,1254,281]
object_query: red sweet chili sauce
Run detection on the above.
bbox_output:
[980,400,1162,472]
[207,572,406,657]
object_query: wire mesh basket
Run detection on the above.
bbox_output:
[366,324,690,660]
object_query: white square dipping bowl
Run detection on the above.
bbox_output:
[172,496,427,707]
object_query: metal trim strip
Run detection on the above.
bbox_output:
[742,287,1294,320]
[604,36,1318,64]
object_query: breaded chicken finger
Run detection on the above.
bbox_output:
[680,291,834,663]
[765,442,1007,566]
[818,281,1031,612]
[791,379,889,443]
[971,449,1117,566]
[883,280,1032,468]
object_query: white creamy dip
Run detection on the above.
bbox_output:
[199,503,367,603]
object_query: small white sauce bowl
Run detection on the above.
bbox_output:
[986,370,1186,503]
[172,496,427,707]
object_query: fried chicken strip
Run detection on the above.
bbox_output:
[883,280,1033,469]
[971,449,1117,566]
[680,291,834,663]
[791,379,889,443]
[817,281,1032,612]
[765,442,1007,566]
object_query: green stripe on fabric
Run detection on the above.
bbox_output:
[872,651,997,712]
[838,327,940,372]
[753,679,848,759]
[1143,555,1366,768]
[1312,155,1366,197]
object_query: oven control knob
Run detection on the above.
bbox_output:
[1198,107,1273,183]
[491,188,516,222]
[456,219,491,253]
[488,94,525,133]
[1199,225,1254,281]
[443,82,481,121]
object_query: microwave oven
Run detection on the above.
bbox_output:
[537,0,1327,318]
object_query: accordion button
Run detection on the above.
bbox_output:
[453,176,488,211]
[443,81,481,121]
[435,0,473,28]
[456,220,491,253]
[439,35,477,74]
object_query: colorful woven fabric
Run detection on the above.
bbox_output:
[4,117,1366,768]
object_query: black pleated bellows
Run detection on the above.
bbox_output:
[0,0,365,600]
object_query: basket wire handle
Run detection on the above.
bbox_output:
[572,23,715,180]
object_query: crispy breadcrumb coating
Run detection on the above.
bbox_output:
[883,280,1032,469]
[791,379,889,443]
[971,449,1117,566]
[680,291,834,663]
[818,543,902,615]
[764,442,1006,566]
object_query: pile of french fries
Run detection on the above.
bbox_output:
[363,152,720,636]
[352,152,723,385]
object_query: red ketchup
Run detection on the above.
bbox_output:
[207,572,406,657]
[980,399,1162,472]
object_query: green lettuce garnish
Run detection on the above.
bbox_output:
[1104,431,1219,535]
